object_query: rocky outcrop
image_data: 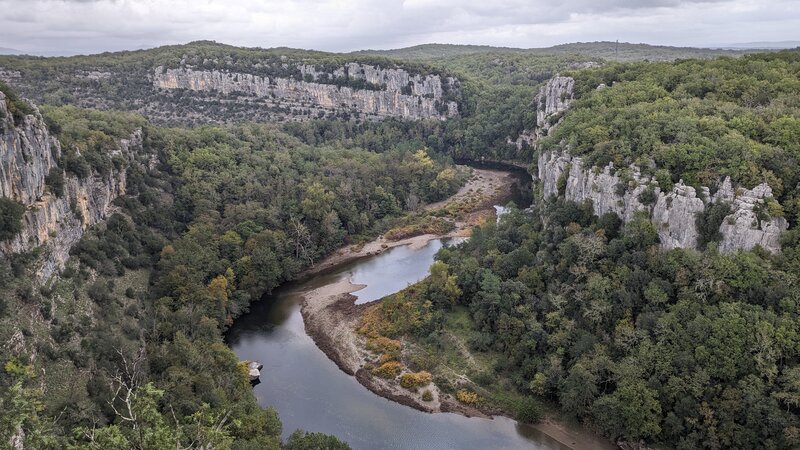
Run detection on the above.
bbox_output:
[244,360,264,382]
[0,92,140,279]
[536,76,574,129]
[509,76,574,150]
[153,63,459,121]
[537,149,788,252]
[530,73,787,253]
[713,178,787,252]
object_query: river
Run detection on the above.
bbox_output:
[227,236,574,450]
[225,165,578,449]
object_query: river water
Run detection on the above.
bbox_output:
[227,236,569,450]
[226,166,569,449]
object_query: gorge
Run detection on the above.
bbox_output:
[2,42,800,450]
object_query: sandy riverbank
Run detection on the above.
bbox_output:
[299,276,615,450]
[299,277,489,417]
[297,166,616,450]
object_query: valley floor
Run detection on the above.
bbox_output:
[298,167,616,450]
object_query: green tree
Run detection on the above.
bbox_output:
[0,198,25,241]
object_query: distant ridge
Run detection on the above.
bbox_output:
[354,41,759,61]
[0,47,23,55]
[720,40,800,50]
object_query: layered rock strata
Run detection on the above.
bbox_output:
[153,62,459,121]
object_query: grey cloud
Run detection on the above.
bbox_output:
[0,0,797,55]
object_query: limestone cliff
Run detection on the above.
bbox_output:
[509,76,574,150]
[533,75,787,252]
[537,149,787,253]
[153,62,459,121]
[0,92,141,279]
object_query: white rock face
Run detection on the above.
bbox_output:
[0,92,140,279]
[530,74,788,253]
[536,76,574,129]
[153,63,459,121]
[510,76,575,151]
[538,149,787,252]
[714,177,787,252]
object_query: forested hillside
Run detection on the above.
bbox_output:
[0,89,464,448]
[362,49,800,449]
[546,51,800,205]
[0,41,461,124]
[2,39,798,450]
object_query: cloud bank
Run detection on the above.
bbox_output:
[0,0,798,55]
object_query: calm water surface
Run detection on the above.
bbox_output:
[227,238,568,450]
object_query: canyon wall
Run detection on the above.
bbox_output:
[0,92,141,279]
[510,76,575,150]
[533,76,788,252]
[153,62,459,121]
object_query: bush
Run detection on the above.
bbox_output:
[696,201,732,248]
[433,375,454,393]
[366,336,401,355]
[0,198,25,241]
[0,80,35,125]
[372,361,402,379]
[45,167,65,197]
[422,390,433,401]
[515,396,541,423]
[637,186,657,205]
[456,389,479,405]
[400,371,432,390]
[284,430,350,450]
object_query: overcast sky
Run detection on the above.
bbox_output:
[0,0,798,55]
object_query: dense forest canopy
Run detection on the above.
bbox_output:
[0,98,464,448]
[1,41,799,450]
[359,49,800,450]
[354,41,755,62]
[544,52,800,204]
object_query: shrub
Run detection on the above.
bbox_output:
[456,389,479,405]
[433,375,455,393]
[45,167,65,197]
[366,336,401,355]
[696,201,732,248]
[516,396,541,423]
[0,198,25,241]
[400,371,432,390]
[422,390,433,402]
[637,186,657,205]
[384,216,454,241]
[0,80,35,125]
[378,353,396,364]
[372,361,402,379]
